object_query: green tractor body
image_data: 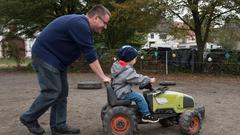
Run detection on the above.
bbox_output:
[101,81,205,135]
[144,91,194,113]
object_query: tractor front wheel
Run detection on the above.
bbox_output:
[179,110,202,135]
[102,106,137,135]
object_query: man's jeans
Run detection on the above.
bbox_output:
[124,92,150,116]
[21,55,69,130]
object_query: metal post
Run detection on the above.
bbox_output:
[140,56,144,72]
[166,51,168,75]
[191,49,194,73]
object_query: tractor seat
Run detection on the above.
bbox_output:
[106,84,131,107]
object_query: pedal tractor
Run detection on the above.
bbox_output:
[101,81,205,135]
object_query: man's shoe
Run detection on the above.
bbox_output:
[52,127,80,135]
[141,114,159,123]
[20,117,45,135]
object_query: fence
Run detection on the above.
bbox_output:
[68,49,240,75]
[1,48,240,75]
[138,49,240,75]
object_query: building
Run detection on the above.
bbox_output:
[142,22,222,50]
[141,32,179,49]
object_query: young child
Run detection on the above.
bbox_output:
[111,45,159,123]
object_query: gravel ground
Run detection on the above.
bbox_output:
[0,72,239,135]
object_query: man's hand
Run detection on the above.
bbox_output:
[150,78,156,83]
[89,60,111,83]
[102,76,111,83]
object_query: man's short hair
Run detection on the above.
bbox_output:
[87,4,111,18]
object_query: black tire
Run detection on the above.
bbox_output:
[103,106,137,135]
[101,103,111,121]
[77,81,102,89]
[159,119,174,127]
[179,110,202,135]
[195,106,205,120]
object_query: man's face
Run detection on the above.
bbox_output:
[92,14,110,33]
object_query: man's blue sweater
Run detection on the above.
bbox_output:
[32,14,97,71]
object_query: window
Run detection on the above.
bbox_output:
[150,33,154,39]
[149,42,155,45]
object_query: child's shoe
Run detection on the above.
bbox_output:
[141,114,159,123]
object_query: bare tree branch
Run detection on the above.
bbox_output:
[211,8,237,22]
[168,8,195,31]
[199,1,218,24]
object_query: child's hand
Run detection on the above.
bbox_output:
[150,78,156,83]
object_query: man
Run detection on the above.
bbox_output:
[20,4,111,135]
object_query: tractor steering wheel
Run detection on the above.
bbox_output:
[139,82,154,91]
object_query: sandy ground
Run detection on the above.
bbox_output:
[0,72,240,135]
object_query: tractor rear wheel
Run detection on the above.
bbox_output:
[101,103,111,121]
[103,106,137,135]
[179,110,202,135]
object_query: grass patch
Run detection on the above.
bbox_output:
[0,58,33,72]
[0,58,32,66]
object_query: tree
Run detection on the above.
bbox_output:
[0,0,163,50]
[0,0,87,38]
[159,0,240,71]
[1,35,26,68]
[0,0,89,67]
[214,17,240,50]
[90,0,164,49]
[107,0,163,49]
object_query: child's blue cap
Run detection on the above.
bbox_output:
[118,45,138,62]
